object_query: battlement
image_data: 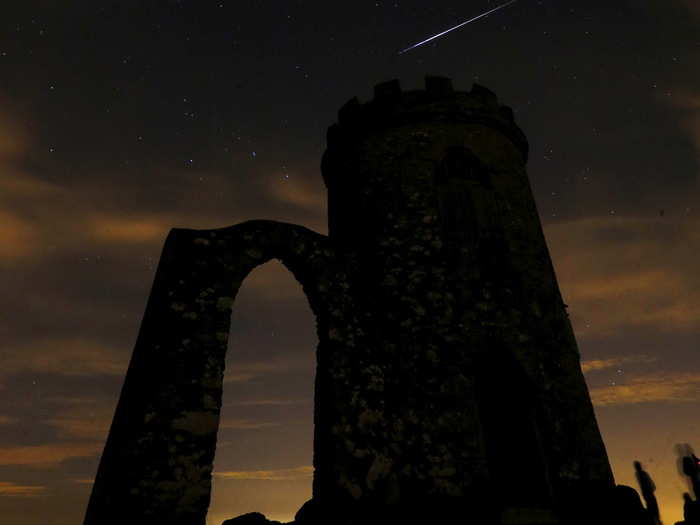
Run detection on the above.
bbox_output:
[325,76,529,164]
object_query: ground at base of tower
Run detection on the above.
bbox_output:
[219,485,669,525]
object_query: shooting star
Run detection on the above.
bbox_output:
[398,0,519,54]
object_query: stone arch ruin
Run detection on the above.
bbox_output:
[82,220,351,524]
[84,77,617,525]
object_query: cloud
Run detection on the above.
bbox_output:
[566,270,681,301]
[223,356,310,384]
[0,112,248,266]
[590,372,700,407]
[42,396,113,441]
[0,481,47,497]
[213,465,313,481]
[226,398,311,407]
[0,109,91,267]
[546,215,700,336]
[73,478,94,485]
[0,106,323,272]
[0,442,103,469]
[41,396,100,406]
[0,107,30,160]
[266,176,326,212]
[45,414,111,441]
[581,354,657,373]
[0,337,127,379]
[0,110,64,264]
[0,210,41,260]
[218,418,281,430]
[0,171,66,198]
[87,215,174,243]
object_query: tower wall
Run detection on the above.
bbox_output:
[320,76,615,521]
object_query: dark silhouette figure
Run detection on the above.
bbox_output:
[684,492,700,525]
[676,444,700,499]
[686,456,699,493]
[685,456,700,500]
[672,444,700,525]
[635,460,662,525]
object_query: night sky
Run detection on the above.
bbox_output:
[0,1,698,524]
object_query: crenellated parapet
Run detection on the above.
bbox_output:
[322,76,528,194]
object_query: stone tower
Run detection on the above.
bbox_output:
[83,77,615,525]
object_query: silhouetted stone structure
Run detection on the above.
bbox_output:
[607,485,653,525]
[221,512,281,525]
[83,77,617,525]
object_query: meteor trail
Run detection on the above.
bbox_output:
[398,0,519,54]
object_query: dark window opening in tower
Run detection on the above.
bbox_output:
[436,146,491,187]
[474,346,553,510]
[206,261,317,524]
[435,147,489,240]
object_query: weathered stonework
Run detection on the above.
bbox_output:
[83,77,615,525]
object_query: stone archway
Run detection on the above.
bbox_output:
[83,220,342,525]
[206,259,319,523]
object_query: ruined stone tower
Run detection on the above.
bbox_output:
[83,77,615,525]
